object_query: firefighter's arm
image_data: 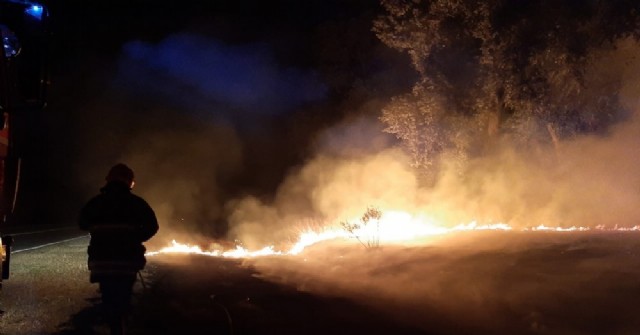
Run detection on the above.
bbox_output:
[138,202,159,242]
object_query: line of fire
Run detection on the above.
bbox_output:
[1,3,640,329]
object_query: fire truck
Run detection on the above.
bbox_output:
[0,0,50,290]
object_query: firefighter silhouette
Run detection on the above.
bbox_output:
[79,163,158,334]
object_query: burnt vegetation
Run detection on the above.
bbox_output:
[341,206,383,249]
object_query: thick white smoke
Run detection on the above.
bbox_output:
[227,37,640,247]
[226,36,640,334]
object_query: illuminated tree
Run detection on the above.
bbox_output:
[374,0,640,179]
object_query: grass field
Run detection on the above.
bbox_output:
[2,231,640,334]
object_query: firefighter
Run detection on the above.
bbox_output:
[78,163,159,334]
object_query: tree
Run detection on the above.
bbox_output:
[374,0,640,179]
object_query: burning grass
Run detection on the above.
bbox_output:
[146,222,640,334]
[146,209,640,258]
[241,231,640,334]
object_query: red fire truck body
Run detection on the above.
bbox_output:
[0,0,49,289]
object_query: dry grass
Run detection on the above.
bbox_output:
[0,236,98,335]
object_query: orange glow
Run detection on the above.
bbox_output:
[145,240,281,258]
[527,224,589,232]
[147,210,640,259]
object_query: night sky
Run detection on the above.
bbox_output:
[13,0,414,229]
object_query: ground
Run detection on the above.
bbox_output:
[0,236,423,335]
[1,231,640,334]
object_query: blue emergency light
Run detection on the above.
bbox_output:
[24,4,43,20]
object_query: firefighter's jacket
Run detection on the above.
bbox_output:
[78,181,159,282]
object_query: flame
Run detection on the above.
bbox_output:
[145,240,281,258]
[527,224,590,232]
[288,230,349,255]
[147,210,640,258]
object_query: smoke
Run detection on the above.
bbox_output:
[227,36,640,248]
[423,37,640,229]
[223,36,640,334]
[226,117,410,248]
[230,109,640,333]
[51,4,640,330]
[68,31,333,247]
[73,97,244,245]
[227,107,640,247]
[121,33,326,117]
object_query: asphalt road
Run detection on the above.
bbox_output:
[3,225,87,253]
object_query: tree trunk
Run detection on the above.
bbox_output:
[485,87,505,152]
[546,122,560,156]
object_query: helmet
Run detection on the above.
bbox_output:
[105,163,134,186]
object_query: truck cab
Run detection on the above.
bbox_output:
[0,0,50,288]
